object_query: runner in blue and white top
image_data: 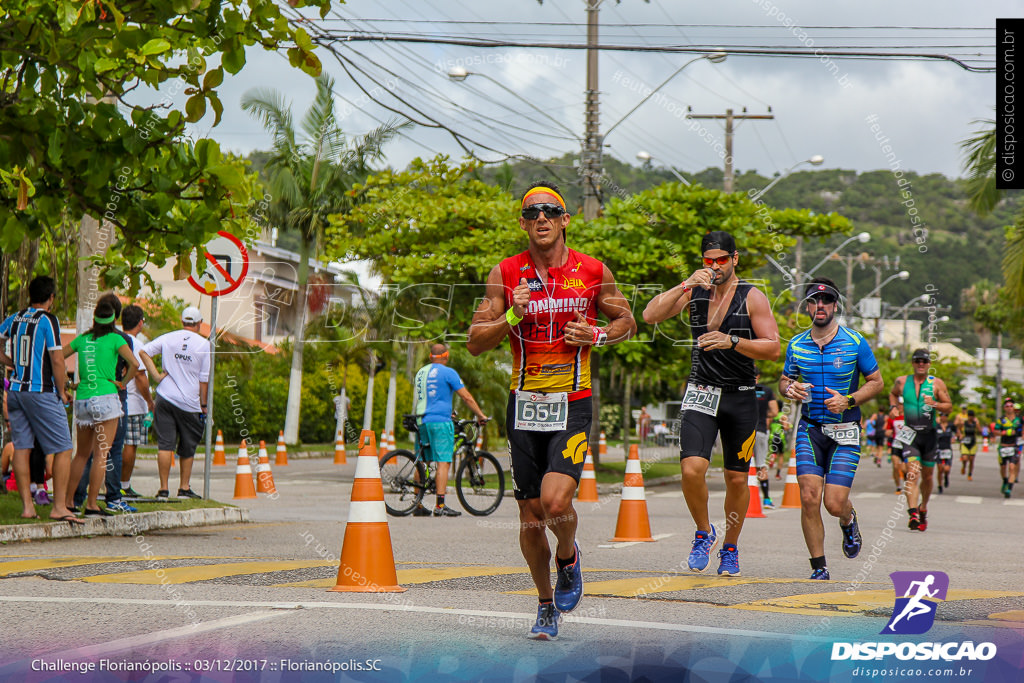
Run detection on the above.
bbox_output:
[779,277,884,581]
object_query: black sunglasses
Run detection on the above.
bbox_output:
[522,203,566,220]
[807,295,837,305]
[913,358,930,364]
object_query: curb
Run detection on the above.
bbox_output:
[0,506,249,543]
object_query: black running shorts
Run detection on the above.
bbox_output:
[506,392,591,500]
[154,396,204,459]
[902,427,938,468]
[679,387,757,473]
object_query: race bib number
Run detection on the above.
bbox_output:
[1000,446,1017,459]
[895,424,918,447]
[514,391,568,432]
[681,383,722,417]
[821,422,860,446]
[938,449,953,460]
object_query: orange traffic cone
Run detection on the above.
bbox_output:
[982,437,989,454]
[233,440,257,500]
[746,464,765,518]
[610,444,655,542]
[275,430,288,466]
[255,440,277,494]
[334,429,347,465]
[781,453,801,509]
[577,448,599,502]
[380,430,393,457]
[599,431,608,458]
[330,430,406,593]
[213,430,226,466]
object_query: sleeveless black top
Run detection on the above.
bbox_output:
[687,281,756,388]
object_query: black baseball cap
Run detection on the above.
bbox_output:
[700,230,736,254]
[911,348,930,362]
[804,278,840,302]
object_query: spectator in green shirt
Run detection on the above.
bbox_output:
[63,300,138,516]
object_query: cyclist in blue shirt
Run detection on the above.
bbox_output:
[780,278,884,580]
[411,343,488,517]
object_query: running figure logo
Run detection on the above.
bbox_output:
[882,571,949,634]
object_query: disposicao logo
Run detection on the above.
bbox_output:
[883,570,948,635]
[831,571,997,662]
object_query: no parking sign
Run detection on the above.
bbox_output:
[187,231,249,297]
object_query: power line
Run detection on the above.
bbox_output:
[311,34,994,72]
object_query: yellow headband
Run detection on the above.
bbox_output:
[522,187,566,210]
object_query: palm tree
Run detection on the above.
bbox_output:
[242,74,406,444]
[959,119,1024,308]
[959,118,999,216]
[961,280,998,375]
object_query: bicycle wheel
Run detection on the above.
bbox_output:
[379,449,426,516]
[456,450,505,516]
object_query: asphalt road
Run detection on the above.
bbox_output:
[1,443,1021,682]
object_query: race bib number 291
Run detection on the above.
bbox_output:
[515,392,568,432]
[681,383,722,417]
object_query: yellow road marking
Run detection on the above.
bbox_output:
[729,589,1024,616]
[0,557,173,577]
[81,560,333,584]
[274,565,530,589]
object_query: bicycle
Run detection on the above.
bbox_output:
[379,414,505,517]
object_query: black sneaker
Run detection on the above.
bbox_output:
[121,486,143,500]
[177,488,202,499]
[840,509,862,559]
[412,504,432,517]
[433,504,461,517]
[156,490,170,500]
[83,507,114,517]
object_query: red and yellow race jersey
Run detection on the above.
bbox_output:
[499,249,604,400]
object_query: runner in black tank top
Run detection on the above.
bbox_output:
[643,230,780,578]
[959,410,979,478]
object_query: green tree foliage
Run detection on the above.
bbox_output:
[0,0,330,291]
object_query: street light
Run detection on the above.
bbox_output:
[748,155,825,202]
[447,66,581,141]
[803,231,871,279]
[637,150,690,185]
[604,51,727,139]
[861,270,910,349]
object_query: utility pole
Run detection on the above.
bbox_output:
[582,0,601,221]
[685,108,774,192]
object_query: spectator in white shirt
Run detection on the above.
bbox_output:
[139,306,209,499]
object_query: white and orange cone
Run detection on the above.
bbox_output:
[781,452,801,509]
[275,430,288,466]
[334,428,347,465]
[213,430,227,466]
[577,448,599,502]
[599,431,608,458]
[232,440,257,500]
[746,464,765,518]
[329,430,406,593]
[255,440,277,494]
[610,444,655,542]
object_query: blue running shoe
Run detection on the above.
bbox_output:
[717,543,740,576]
[106,500,137,513]
[687,524,717,572]
[528,602,560,640]
[841,509,862,559]
[554,542,583,612]
[809,567,831,580]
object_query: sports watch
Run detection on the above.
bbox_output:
[846,394,856,408]
[730,335,740,349]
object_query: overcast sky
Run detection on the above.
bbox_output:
[185,0,1012,180]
